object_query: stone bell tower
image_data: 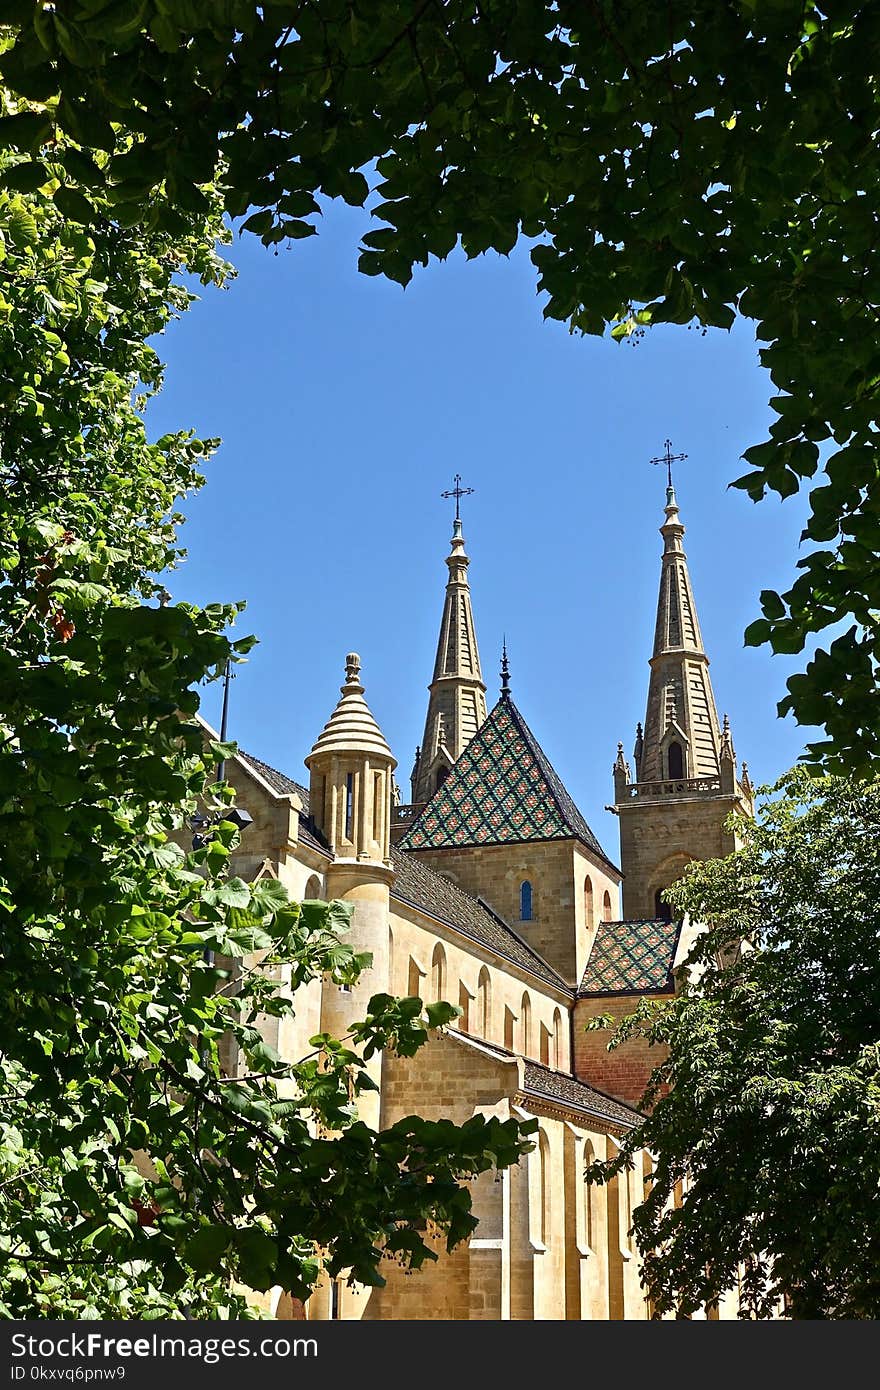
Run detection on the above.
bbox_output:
[410,477,487,807]
[305,653,396,1126]
[614,477,754,919]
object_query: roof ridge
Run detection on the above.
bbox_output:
[400,695,615,862]
[520,1058,641,1123]
[238,751,332,855]
[505,697,586,840]
[390,848,568,992]
[473,893,568,988]
[506,697,619,873]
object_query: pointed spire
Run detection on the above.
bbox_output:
[636,480,725,783]
[500,638,511,698]
[633,721,644,774]
[412,501,488,805]
[720,712,736,763]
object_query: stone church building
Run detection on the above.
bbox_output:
[220,479,754,1320]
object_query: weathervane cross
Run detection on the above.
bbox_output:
[650,439,688,490]
[441,473,474,521]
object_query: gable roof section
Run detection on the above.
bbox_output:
[400,696,616,867]
[449,1033,639,1126]
[578,918,682,997]
[521,1059,640,1127]
[238,750,331,858]
[389,847,567,992]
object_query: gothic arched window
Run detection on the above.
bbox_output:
[520,880,533,921]
[584,875,594,928]
[477,967,491,1039]
[520,991,532,1058]
[552,1007,563,1069]
[667,741,684,780]
[602,889,612,922]
[430,942,447,1003]
[435,766,449,791]
[539,1131,551,1245]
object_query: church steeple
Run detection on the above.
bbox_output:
[613,465,753,920]
[636,482,724,783]
[411,481,487,805]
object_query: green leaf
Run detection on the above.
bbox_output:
[0,161,50,193]
[185,1225,231,1273]
[54,184,97,225]
[743,619,772,647]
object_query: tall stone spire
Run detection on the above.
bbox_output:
[613,473,753,920]
[636,483,724,783]
[411,496,487,805]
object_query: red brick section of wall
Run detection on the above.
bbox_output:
[572,995,670,1109]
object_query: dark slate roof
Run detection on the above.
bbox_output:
[399,696,617,869]
[389,847,567,992]
[451,1034,639,1126]
[521,1059,640,1126]
[578,918,682,997]
[238,751,331,857]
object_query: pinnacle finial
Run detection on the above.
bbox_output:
[345,652,362,685]
[633,721,644,765]
[720,712,736,763]
[500,638,511,698]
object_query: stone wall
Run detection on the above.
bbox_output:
[407,839,619,987]
[617,792,742,919]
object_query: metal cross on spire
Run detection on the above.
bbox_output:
[650,439,688,490]
[441,473,474,521]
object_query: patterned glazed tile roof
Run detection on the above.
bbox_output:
[399,696,616,868]
[238,751,332,857]
[578,918,682,997]
[389,847,567,992]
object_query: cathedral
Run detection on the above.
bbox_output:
[219,473,754,1320]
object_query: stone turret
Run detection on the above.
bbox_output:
[411,513,487,805]
[306,652,396,864]
[614,483,753,919]
[305,653,396,1130]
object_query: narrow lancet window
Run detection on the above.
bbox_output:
[520,880,533,921]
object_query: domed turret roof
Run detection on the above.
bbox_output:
[306,654,396,766]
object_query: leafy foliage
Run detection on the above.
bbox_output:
[0,78,530,1317]
[587,770,880,1319]
[0,2,878,771]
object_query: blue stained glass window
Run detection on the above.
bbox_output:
[520,880,533,921]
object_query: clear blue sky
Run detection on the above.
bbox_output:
[146,201,818,862]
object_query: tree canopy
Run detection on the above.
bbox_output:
[0,72,530,1317]
[1,0,878,773]
[589,769,880,1320]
